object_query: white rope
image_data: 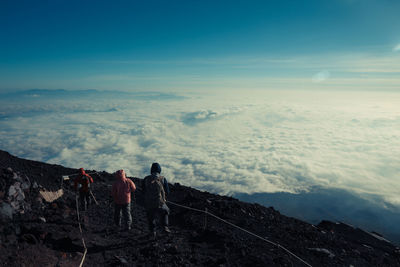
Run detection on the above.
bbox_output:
[167,200,312,267]
[76,195,88,267]
[60,174,89,266]
[89,190,99,206]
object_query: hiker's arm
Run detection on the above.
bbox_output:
[163,178,170,196]
[131,180,136,191]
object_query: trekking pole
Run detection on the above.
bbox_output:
[90,190,99,206]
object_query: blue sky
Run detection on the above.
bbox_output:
[1,0,400,91]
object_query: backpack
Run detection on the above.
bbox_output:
[144,175,166,209]
[81,175,90,187]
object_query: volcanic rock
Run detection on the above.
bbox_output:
[0,149,399,266]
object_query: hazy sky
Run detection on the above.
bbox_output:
[1,0,400,91]
[1,1,400,237]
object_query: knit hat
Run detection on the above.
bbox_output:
[151,163,161,174]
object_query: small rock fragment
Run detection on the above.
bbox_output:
[308,247,335,258]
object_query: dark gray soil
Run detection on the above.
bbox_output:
[1,150,399,266]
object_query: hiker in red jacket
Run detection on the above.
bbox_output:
[112,169,136,230]
[74,168,94,211]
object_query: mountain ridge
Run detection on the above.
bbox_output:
[0,89,185,101]
[1,150,399,266]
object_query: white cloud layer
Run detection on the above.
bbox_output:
[1,90,400,208]
[394,44,400,52]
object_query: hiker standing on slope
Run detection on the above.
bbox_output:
[74,168,94,211]
[112,169,136,231]
[142,163,171,236]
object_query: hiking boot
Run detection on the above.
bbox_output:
[163,226,171,233]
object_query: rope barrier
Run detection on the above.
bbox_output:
[61,173,93,266]
[89,190,99,206]
[60,172,311,266]
[167,200,312,267]
[75,195,88,267]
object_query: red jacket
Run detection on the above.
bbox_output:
[74,168,94,192]
[112,170,136,205]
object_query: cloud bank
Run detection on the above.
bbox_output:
[0,89,399,210]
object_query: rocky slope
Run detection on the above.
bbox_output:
[1,150,399,266]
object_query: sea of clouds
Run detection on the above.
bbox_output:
[1,89,399,202]
[1,89,400,224]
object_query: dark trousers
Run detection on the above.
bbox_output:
[146,203,169,231]
[114,203,132,229]
[79,191,90,211]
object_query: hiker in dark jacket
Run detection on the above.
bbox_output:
[142,163,170,236]
[74,168,94,211]
[112,169,136,231]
